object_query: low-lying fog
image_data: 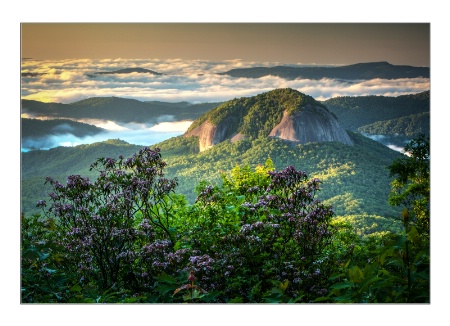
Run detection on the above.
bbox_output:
[21,119,193,151]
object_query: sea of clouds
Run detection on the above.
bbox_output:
[21,58,430,151]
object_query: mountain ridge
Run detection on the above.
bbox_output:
[219,61,430,80]
[89,67,163,76]
[21,98,220,123]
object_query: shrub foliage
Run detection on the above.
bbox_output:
[22,137,430,303]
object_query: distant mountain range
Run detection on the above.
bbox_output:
[87,67,163,77]
[218,62,429,80]
[22,118,106,139]
[21,98,220,123]
[21,88,429,150]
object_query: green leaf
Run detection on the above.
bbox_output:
[344,259,351,269]
[348,266,364,283]
[330,282,354,290]
[313,296,330,302]
[156,282,179,295]
[329,273,345,281]
[174,240,182,251]
[225,205,235,212]
[407,226,421,244]
[43,267,57,274]
[360,275,380,292]
[69,284,82,293]
[280,280,289,292]
[228,297,243,303]
[155,273,178,284]
[38,252,51,260]
[363,262,377,277]
[288,295,304,303]
[82,298,95,303]
[380,247,394,265]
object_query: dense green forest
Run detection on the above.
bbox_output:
[357,112,430,137]
[22,132,403,237]
[322,91,430,131]
[21,135,430,303]
[322,91,429,148]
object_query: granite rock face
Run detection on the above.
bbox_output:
[269,106,353,145]
[184,119,233,152]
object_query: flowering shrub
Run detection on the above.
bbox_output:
[38,147,179,290]
[24,139,429,303]
[179,164,335,302]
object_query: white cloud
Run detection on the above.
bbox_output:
[387,144,405,153]
[21,58,430,104]
[149,120,193,132]
[21,120,193,151]
[21,58,430,150]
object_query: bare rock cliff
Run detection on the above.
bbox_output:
[269,106,353,145]
[185,119,233,152]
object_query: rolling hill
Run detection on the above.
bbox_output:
[321,91,430,148]
[357,112,430,137]
[321,90,430,131]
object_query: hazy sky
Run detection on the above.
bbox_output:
[21,23,430,66]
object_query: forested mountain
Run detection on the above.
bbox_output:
[21,98,221,123]
[219,62,429,80]
[22,118,106,139]
[185,88,352,151]
[321,90,430,131]
[357,112,430,137]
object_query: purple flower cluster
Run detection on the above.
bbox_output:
[36,147,181,290]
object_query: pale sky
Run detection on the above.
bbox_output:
[21,23,430,66]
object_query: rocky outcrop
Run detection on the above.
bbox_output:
[184,119,234,152]
[269,106,353,145]
[184,89,354,152]
[230,133,246,143]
